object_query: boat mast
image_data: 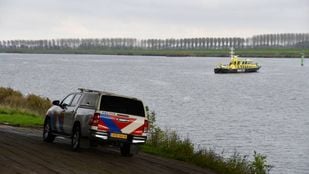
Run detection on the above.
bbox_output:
[230,47,234,59]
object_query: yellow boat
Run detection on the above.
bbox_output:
[214,49,261,73]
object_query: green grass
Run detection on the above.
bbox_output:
[143,108,272,174]
[236,48,308,58]
[0,107,44,127]
[1,47,308,58]
[0,87,51,116]
[142,128,272,174]
[0,86,50,126]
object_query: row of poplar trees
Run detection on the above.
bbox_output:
[1,33,308,50]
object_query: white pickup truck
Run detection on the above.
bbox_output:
[43,88,148,156]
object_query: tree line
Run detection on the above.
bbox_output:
[1,33,308,50]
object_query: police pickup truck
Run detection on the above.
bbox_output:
[43,88,148,156]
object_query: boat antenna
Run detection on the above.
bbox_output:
[230,47,234,59]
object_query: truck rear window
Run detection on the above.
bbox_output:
[100,95,145,117]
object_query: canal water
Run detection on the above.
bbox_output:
[0,53,308,174]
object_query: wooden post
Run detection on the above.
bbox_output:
[301,52,304,66]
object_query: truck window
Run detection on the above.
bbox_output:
[80,93,99,107]
[61,94,75,106]
[71,94,82,106]
[100,95,145,117]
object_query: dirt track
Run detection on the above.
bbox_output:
[0,125,215,174]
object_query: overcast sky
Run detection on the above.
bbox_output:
[0,0,308,40]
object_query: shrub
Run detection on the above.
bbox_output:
[0,87,51,116]
[144,107,273,174]
[25,94,51,116]
[250,151,273,174]
[0,87,23,102]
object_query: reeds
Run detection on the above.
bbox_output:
[144,107,272,174]
[0,87,51,116]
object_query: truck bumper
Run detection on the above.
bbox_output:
[89,130,147,144]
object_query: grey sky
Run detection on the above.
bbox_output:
[0,0,308,40]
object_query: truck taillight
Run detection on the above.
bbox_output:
[144,120,149,133]
[89,113,100,126]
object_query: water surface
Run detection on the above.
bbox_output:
[0,53,308,174]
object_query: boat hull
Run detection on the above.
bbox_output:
[214,67,260,74]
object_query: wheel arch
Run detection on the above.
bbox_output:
[44,115,53,131]
[72,121,81,136]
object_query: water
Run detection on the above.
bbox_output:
[1,53,308,174]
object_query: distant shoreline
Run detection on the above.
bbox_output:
[1,48,308,58]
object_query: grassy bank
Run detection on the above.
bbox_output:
[144,108,272,174]
[0,87,49,126]
[0,87,51,116]
[0,107,43,127]
[1,47,308,58]
[0,87,272,174]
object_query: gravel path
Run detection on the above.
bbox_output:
[0,125,215,174]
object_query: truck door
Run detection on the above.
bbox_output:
[61,93,81,134]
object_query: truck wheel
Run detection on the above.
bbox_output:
[43,117,55,143]
[71,125,81,151]
[120,143,133,157]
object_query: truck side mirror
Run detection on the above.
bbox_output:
[62,103,68,109]
[52,100,60,106]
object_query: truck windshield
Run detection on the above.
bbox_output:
[100,95,145,117]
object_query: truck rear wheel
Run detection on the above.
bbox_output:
[120,143,133,157]
[71,125,81,151]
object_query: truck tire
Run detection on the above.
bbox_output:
[43,117,55,143]
[71,124,81,151]
[120,143,133,157]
